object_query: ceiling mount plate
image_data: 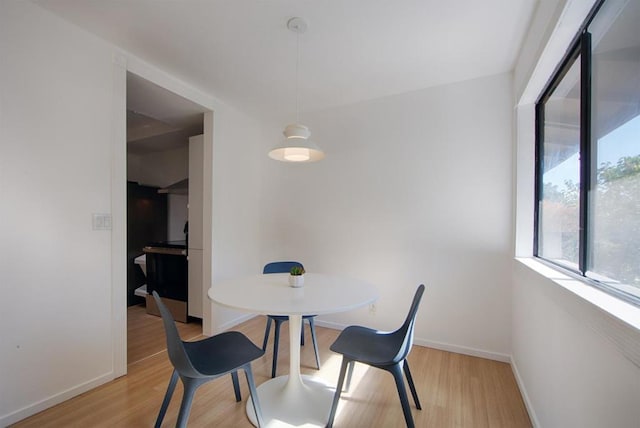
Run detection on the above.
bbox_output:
[287,17,307,34]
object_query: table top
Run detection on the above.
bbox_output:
[208,273,378,316]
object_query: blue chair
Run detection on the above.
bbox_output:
[326,284,425,428]
[262,261,321,378]
[152,291,264,428]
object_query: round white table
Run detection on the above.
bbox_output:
[208,273,378,427]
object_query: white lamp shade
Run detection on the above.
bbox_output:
[269,123,325,162]
[268,140,325,162]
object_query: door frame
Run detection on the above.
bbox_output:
[111,53,215,377]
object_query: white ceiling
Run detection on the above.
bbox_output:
[34,0,538,122]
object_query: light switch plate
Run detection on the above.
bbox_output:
[92,213,112,230]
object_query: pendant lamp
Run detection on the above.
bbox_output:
[269,17,325,163]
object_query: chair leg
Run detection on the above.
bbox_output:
[308,317,321,370]
[231,371,241,402]
[327,357,350,428]
[244,364,264,428]
[176,378,199,428]
[300,317,305,346]
[344,361,355,392]
[403,360,421,410]
[271,319,282,378]
[262,317,272,351]
[155,369,179,428]
[390,363,415,428]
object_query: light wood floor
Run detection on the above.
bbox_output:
[127,304,202,365]
[13,315,531,427]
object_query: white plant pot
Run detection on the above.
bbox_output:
[289,274,305,288]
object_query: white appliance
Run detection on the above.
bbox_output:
[187,135,204,318]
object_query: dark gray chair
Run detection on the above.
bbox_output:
[326,284,425,428]
[152,291,264,428]
[261,261,320,378]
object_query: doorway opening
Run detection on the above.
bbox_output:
[126,72,208,365]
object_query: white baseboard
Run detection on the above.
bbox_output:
[314,319,510,363]
[216,313,257,333]
[510,357,540,427]
[412,338,511,363]
[313,319,346,332]
[0,371,114,427]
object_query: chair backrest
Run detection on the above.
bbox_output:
[391,284,425,363]
[263,261,304,274]
[152,291,202,378]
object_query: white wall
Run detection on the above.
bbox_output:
[209,108,274,332]
[512,261,640,427]
[0,1,115,424]
[0,1,270,424]
[264,73,515,360]
[512,0,640,426]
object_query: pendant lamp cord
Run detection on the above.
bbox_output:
[295,29,300,124]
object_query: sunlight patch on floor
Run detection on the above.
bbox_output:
[311,354,371,423]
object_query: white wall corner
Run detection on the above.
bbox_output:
[201,111,215,337]
[510,356,541,428]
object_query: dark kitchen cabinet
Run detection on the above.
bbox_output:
[127,181,167,306]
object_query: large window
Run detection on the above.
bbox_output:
[536,0,640,304]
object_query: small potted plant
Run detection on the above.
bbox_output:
[289,266,305,287]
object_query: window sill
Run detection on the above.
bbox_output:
[516,257,640,368]
[517,257,640,330]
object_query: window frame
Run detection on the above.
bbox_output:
[533,0,640,307]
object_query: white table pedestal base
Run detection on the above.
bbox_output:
[246,314,335,427]
[246,375,334,427]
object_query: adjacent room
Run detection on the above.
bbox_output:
[1,0,639,427]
